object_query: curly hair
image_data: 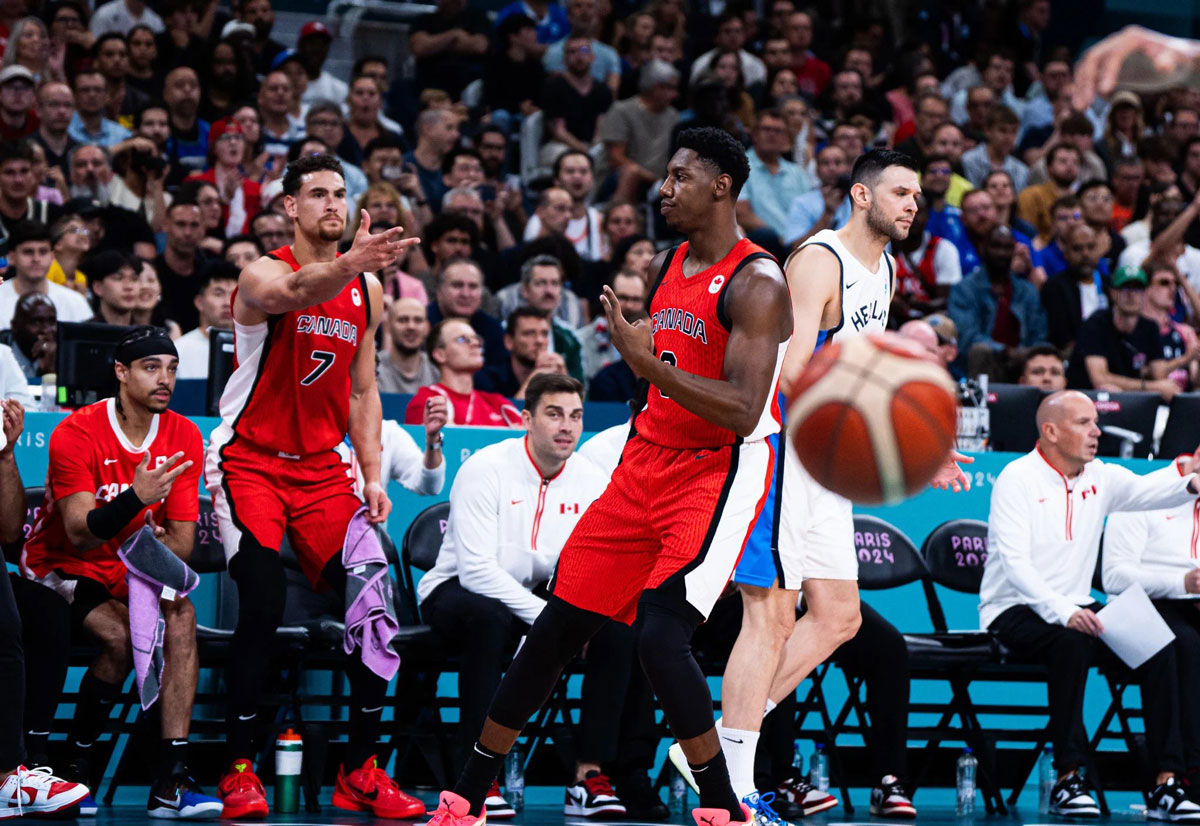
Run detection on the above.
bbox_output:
[281,153,346,196]
[675,126,750,196]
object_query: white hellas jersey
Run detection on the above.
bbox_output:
[797,228,894,341]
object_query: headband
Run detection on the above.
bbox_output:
[116,328,179,365]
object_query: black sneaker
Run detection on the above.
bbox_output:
[1049,773,1100,818]
[869,776,916,819]
[1148,777,1200,823]
[564,771,626,819]
[64,755,97,817]
[146,773,224,819]
[612,772,669,821]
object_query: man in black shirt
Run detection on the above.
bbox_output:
[154,201,212,332]
[1067,265,1177,399]
[541,34,613,159]
[483,14,545,135]
[474,307,566,399]
[408,0,491,98]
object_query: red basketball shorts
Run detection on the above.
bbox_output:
[550,435,774,624]
[205,423,361,586]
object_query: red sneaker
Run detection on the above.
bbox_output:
[217,759,268,819]
[333,755,426,819]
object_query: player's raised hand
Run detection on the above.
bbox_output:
[599,285,654,375]
[132,451,193,503]
[345,210,420,274]
[1073,25,1200,110]
[0,398,23,455]
[362,479,392,524]
[424,394,448,442]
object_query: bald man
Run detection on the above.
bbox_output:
[378,297,441,394]
[979,390,1200,820]
[897,320,940,362]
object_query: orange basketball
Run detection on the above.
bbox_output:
[787,332,958,505]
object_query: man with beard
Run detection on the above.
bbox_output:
[0,141,52,240]
[162,67,209,186]
[154,201,212,331]
[235,0,286,75]
[35,82,79,175]
[948,225,1049,380]
[957,188,999,274]
[523,151,603,260]
[20,326,218,818]
[92,34,149,125]
[1017,143,1080,241]
[542,34,613,160]
[2,292,56,378]
[68,69,131,147]
[474,306,567,399]
[68,144,116,206]
[576,267,645,381]
[295,22,348,106]
[377,296,440,393]
[1040,223,1109,354]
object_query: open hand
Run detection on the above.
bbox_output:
[1073,25,1200,109]
[132,452,192,503]
[929,449,973,493]
[345,210,421,274]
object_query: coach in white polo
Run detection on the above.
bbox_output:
[980,390,1200,822]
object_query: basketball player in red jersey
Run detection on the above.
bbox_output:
[205,154,423,820]
[20,326,220,819]
[424,127,791,826]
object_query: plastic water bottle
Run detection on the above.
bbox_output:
[504,747,525,812]
[273,728,302,813]
[39,374,57,412]
[955,377,990,452]
[809,743,829,793]
[956,747,977,816]
[670,765,688,816]
[1038,745,1055,814]
[793,740,805,775]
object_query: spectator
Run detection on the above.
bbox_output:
[925,312,961,378]
[1067,265,1176,397]
[891,192,962,320]
[0,65,37,141]
[178,179,224,254]
[249,210,292,251]
[949,50,1022,124]
[341,75,402,169]
[1017,143,1080,241]
[474,306,567,399]
[86,248,138,325]
[541,33,613,161]
[0,141,52,239]
[1020,57,1072,134]
[253,70,297,158]
[961,85,995,137]
[131,258,175,332]
[93,33,147,124]
[155,200,211,331]
[0,220,91,328]
[405,317,521,426]
[222,233,263,271]
[495,0,568,47]
[47,213,91,292]
[89,0,163,36]
[957,188,1003,276]
[361,135,407,188]
[688,8,765,88]
[483,14,544,136]
[197,38,249,124]
[525,151,603,260]
[1031,195,1083,278]
[1040,223,1109,354]
[893,91,949,166]
[525,186,573,245]
[109,135,170,233]
[947,225,1048,380]
[784,143,850,248]
[785,10,829,98]
[124,24,160,99]
[289,22,345,107]
[162,67,207,182]
[68,68,130,146]
[378,296,440,394]
[1028,114,1107,189]
[427,257,507,367]
[586,307,645,401]
[133,101,170,154]
[1016,344,1067,391]
[234,0,285,75]
[896,317,941,361]
[172,262,235,378]
[1141,261,1200,393]
[188,118,260,237]
[497,254,584,371]
[408,0,490,99]
[577,267,645,380]
[930,122,973,208]
[3,292,56,378]
[921,153,968,252]
[476,126,513,188]
[441,148,484,194]
[1075,179,1125,274]
[600,201,643,261]
[544,0,621,93]
[33,81,77,175]
[961,105,1027,191]
[404,109,459,217]
[736,109,812,260]
[600,59,679,204]
[67,143,113,206]
[1118,196,1200,294]
[984,170,1039,240]
[981,390,1200,822]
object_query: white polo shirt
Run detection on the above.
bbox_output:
[577,421,630,478]
[979,446,1198,629]
[416,434,608,624]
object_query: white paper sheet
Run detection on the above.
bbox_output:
[1097,583,1176,669]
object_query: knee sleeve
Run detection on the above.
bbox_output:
[488,596,607,731]
[636,588,713,741]
[230,538,286,630]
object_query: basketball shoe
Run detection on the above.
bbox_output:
[217,759,268,819]
[692,801,753,826]
[776,776,838,817]
[0,766,89,818]
[484,781,514,819]
[333,755,426,819]
[147,773,223,819]
[868,776,916,819]
[564,771,626,818]
[426,791,487,826]
[741,791,795,826]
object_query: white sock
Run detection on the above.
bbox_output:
[717,726,760,800]
[714,699,775,732]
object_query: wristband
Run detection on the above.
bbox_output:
[426,432,444,451]
[86,487,146,540]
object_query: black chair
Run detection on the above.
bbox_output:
[1083,390,1160,459]
[985,385,1043,453]
[1158,393,1200,459]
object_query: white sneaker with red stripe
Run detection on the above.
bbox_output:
[0,766,90,818]
[775,777,837,817]
[485,781,515,820]
[869,776,916,819]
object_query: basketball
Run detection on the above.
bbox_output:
[787,332,958,505]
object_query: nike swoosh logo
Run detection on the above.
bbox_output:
[721,736,744,744]
[154,795,182,808]
[104,458,118,465]
[237,713,256,721]
[1038,498,1046,503]
[845,280,859,290]
[1166,515,1178,520]
[511,499,523,505]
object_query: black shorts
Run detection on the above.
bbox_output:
[26,573,122,637]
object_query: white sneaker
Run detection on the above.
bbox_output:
[668,743,699,793]
[1049,773,1101,818]
[564,772,626,818]
[1148,778,1200,823]
[868,776,915,819]
[0,766,90,819]
[776,776,838,817]
[485,780,515,820]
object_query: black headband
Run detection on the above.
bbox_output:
[116,328,179,364]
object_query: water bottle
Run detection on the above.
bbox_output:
[504,747,525,812]
[39,373,57,412]
[955,376,990,452]
[956,747,977,816]
[1038,745,1055,814]
[670,765,688,816]
[808,743,829,793]
[273,728,302,814]
[793,740,805,775]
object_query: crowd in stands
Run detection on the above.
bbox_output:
[0,0,1195,410]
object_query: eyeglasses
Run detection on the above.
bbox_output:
[450,334,482,346]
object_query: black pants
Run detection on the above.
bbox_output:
[834,601,910,780]
[423,578,653,776]
[1155,600,1200,769]
[0,573,24,769]
[991,603,1184,775]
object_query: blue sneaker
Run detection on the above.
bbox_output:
[147,775,223,819]
[78,793,99,817]
[742,791,795,826]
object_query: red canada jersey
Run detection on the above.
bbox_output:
[634,238,788,450]
[220,245,370,455]
[22,399,203,597]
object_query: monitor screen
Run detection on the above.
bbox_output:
[205,329,235,417]
[1084,390,1160,458]
[1159,393,1200,460]
[985,384,1043,454]
[55,322,134,408]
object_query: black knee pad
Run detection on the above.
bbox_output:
[229,538,286,628]
[636,586,701,680]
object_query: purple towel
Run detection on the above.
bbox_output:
[118,527,199,710]
[343,506,400,680]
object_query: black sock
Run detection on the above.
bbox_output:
[227,712,256,763]
[24,731,49,767]
[689,749,743,822]
[346,704,383,769]
[453,741,506,817]
[69,672,121,749]
[159,738,189,779]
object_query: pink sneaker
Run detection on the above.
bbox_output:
[692,803,753,826]
[426,792,486,826]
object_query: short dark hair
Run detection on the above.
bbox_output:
[506,305,550,332]
[424,212,479,247]
[281,153,345,196]
[91,31,125,58]
[166,198,200,217]
[1019,345,1063,373]
[1050,194,1080,214]
[363,134,406,160]
[351,55,387,78]
[441,147,483,176]
[9,220,49,249]
[851,148,918,189]
[427,317,475,358]
[133,99,168,129]
[959,187,992,211]
[920,152,951,173]
[1060,113,1093,137]
[222,233,264,258]
[524,373,584,415]
[0,139,34,167]
[1045,143,1081,169]
[287,135,332,163]
[196,260,240,292]
[987,105,1020,129]
[1076,178,1111,201]
[496,12,536,42]
[675,126,751,197]
[83,249,132,282]
[552,149,593,178]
